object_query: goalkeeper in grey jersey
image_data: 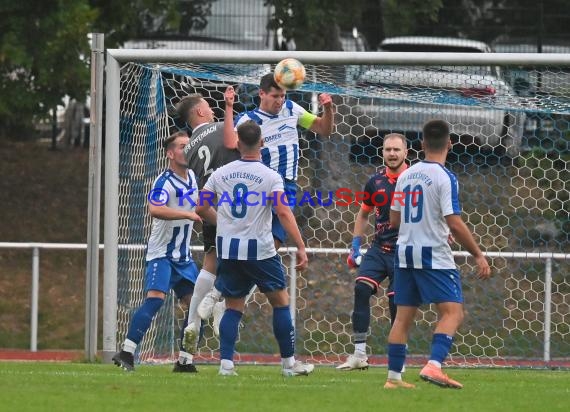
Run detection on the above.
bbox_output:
[178,88,240,353]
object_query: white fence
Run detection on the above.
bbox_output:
[1,241,568,363]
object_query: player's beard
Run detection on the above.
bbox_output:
[386,157,405,172]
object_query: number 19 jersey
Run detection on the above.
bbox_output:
[203,159,284,260]
[391,160,461,269]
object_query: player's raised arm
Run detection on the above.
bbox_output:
[223,86,239,149]
[273,191,308,270]
[309,93,334,137]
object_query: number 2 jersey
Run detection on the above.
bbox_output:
[183,122,240,189]
[203,159,284,260]
[391,160,461,269]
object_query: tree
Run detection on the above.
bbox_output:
[0,0,96,137]
[381,0,442,38]
[266,0,363,51]
[417,0,570,45]
[0,0,217,138]
[266,0,443,51]
[89,0,218,47]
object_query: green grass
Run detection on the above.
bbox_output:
[1,362,568,411]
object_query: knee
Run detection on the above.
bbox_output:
[455,309,465,325]
[267,289,289,307]
[354,281,374,300]
[441,307,464,326]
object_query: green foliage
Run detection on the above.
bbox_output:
[0,0,217,137]
[421,0,570,44]
[382,0,443,37]
[266,0,444,50]
[90,0,217,48]
[0,0,96,136]
[266,0,357,50]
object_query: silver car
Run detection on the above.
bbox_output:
[347,36,525,157]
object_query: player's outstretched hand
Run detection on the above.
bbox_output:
[474,254,491,280]
[346,236,362,268]
[224,86,235,107]
[318,93,332,108]
[346,249,362,269]
[295,249,308,271]
[187,212,202,223]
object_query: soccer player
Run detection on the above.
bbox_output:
[223,72,334,248]
[199,78,334,319]
[112,131,213,373]
[196,120,314,377]
[384,119,491,389]
[177,88,240,352]
[337,133,408,371]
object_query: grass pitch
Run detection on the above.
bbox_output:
[1,362,567,411]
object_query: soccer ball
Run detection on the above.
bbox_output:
[274,58,306,90]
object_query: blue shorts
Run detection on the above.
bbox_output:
[215,254,286,298]
[145,257,198,299]
[394,267,463,306]
[356,247,395,295]
[272,179,297,244]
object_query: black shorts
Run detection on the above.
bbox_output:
[356,247,395,295]
[203,223,216,253]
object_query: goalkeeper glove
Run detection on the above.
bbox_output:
[347,236,362,268]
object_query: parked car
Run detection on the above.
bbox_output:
[344,36,526,158]
[492,40,570,153]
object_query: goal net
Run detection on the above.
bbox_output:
[104,50,570,368]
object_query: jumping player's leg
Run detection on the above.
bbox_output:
[194,224,220,320]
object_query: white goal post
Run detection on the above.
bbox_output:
[101,49,570,366]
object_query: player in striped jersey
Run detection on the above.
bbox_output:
[385,120,491,389]
[196,120,314,377]
[337,133,408,371]
[224,73,334,247]
[112,131,213,373]
[177,89,240,352]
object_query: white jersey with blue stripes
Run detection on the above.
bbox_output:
[391,161,461,269]
[234,100,315,181]
[203,159,284,260]
[146,169,199,262]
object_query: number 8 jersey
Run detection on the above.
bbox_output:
[202,159,284,260]
[391,160,461,270]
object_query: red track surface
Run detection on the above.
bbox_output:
[0,349,83,361]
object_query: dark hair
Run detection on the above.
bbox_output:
[260,72,283,92]
[175,94,204,124]
[162,131,188,150]
[383,133,407,148]
[237,120,262,148]
[422,119,450,151]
